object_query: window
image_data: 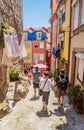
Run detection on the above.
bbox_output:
[36,32,42,40]
[58,17,62,25]
[25,42,30,48]
[61,41,64,49]
[39,42,44,48]
[77,58,84,84]
[62,11,65,22]
[74,3,79,29]
[81,0,84,25]
[33,53,39,64]
[39,54,44,60]
[33,42,39,48]
[58,33,64,49]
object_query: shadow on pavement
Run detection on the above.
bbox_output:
[36,110,52,118]
[30,96,39,101]
[52,102,58,105]
[12,101,18,107]
[49,108,65,117]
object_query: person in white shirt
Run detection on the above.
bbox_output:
[39,71,52,112]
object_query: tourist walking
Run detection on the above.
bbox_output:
[27,68,33,84]
[32,67,41,98]
[55,69,69,109]
[39,71,53,112]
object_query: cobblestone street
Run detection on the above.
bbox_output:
[0,83,84,130]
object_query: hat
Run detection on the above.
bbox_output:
[60,69,65,73]
[44,71,49,76]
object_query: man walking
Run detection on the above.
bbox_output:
[55,69,69,109]
[32,67,41,98]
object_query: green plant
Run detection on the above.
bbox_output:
[68,85,83,109]
[53,68,59,79]
[76,91,83,109]
[61,57,66,65]
[9,69,19,81]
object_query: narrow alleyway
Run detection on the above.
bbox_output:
[0,83,84,130]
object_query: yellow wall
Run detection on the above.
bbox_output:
[24,40,32,65]
[61,0,71,61]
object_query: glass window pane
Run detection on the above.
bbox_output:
[81,0,84,25]
[39,42,44,48]
[39,54,44,60]
[74,3,79,29]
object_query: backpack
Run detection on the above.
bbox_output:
[58,75,68,90]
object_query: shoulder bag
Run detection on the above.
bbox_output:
[39,78,48,96]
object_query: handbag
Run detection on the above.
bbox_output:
[39,78,48,96]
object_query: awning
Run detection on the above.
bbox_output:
[75,53,84,59]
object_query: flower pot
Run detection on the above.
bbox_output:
[75,106,83,114]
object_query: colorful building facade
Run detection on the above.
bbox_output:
[23,27,50,69]
[69,0,84,85]
[56,0,71,74]
[50,0,58,72]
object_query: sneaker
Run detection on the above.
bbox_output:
[57,105,61,110]
[44,109,48,114]
[61,103,63,107]
[57,106,60,110]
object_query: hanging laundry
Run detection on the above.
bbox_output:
[4,33,13,58]
[13,34,20,56]
[1,48,13,67]
[20,33,27,58]
[10,33,20,57]
[52,47,60,58]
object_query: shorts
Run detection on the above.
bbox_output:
[33,82,39,88]
[42,91,50,105]
[57,88,66,98]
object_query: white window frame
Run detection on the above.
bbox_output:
[36,32,42,40]
[74,2,79,29]
[33,53,39,64]
[33,42,39,48]
[39,42,44,48]
[25,42,30,48]
[81,0,84,25]
[39,54,44,60]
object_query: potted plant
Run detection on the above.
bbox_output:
[68,84,83,114]
[75,91,83,114]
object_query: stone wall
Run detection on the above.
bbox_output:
[0,0,23,42]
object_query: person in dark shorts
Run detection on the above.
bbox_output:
[32,67,41,98]
[39,71,52,112]
[55,69,69,109]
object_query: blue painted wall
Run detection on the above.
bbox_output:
[27,30,46,40]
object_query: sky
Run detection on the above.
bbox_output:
[23,0,51,29]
